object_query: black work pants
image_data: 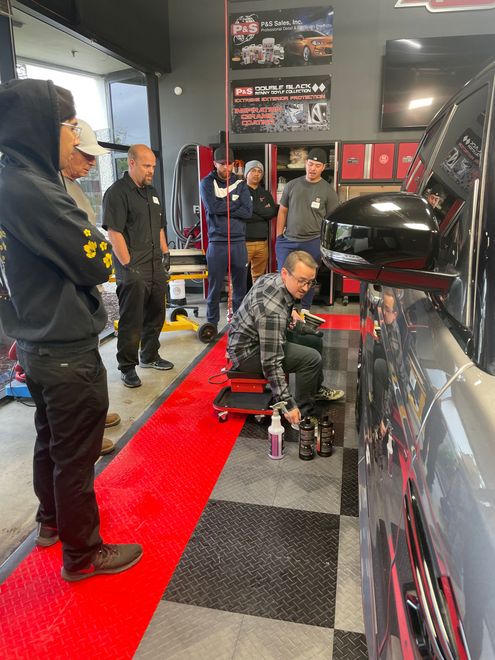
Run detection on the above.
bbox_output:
[115,261,167,372]
[17,345,107,571]
[237,336,323,417]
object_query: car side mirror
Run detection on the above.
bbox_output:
[321,192,456,293]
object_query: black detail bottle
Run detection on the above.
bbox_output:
[299,416,315,460]
[317,416,334,457]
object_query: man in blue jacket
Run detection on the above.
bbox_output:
[0,79,142,581]
[200,146,252,328]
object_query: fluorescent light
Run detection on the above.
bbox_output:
[372,202,401,212]
[409,97,433,110]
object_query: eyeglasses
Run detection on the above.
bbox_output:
[288,272,317,288]
[60,122,82,137]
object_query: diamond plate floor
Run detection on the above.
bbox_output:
[137,322,367,658]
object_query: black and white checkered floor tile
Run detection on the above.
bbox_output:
[136,327,368,659]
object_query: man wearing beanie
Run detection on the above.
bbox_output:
[0,78,142,581]
[244,160,277,283]
[200,145,252,328]
[275,147,338,308]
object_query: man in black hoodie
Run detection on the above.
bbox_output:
[0,79,142,581]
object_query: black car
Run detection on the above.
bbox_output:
[321,61,495,658]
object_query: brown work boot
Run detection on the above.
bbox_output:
[100,437,115,456]
[105,412,121,428]
[61,543,143,582]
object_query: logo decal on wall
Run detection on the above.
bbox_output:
[395,0,495,11]
[231,15,260,45]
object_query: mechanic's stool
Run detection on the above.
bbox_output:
[213,370,273,422]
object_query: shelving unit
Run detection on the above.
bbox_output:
[274,144,336,202]
[206,142,337,303]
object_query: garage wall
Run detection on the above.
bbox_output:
[160,0,495,216]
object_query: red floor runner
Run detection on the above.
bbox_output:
[0,335,244,659]
[320,313,360,331]
[0,313,359,659]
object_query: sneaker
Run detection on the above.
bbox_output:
[61,543,143,582]
[36,523,59,548]
[100,437,115,456]
[315,385,345,402]
[139,357,174,370]
[121,368,142,388]
[105,412,121,428]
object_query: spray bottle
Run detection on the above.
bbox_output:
[268,401,288,460]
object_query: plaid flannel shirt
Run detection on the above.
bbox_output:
[227,272,296,410]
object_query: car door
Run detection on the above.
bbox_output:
[361,78,494,658]
[409,79,495,659]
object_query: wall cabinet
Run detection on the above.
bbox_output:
[339,141,418,184]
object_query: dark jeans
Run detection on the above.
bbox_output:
[116,260,167,371]
[17,345,107,571]
[275,235,321,308]
[237,336,323,416]
[206,241,248,325]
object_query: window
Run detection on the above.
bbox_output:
[108,74,150,145]
[404,114,446,193]
[422,85,489,329]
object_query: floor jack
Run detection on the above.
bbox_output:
[213,370,274,422]
[163,274,216,344]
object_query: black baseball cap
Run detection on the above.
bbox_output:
[307,147,327,164]
[214,145,234,163]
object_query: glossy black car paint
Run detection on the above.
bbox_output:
[321,62,495,659]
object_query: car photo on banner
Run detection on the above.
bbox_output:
[230,6,333,70]
[284,30,333,63]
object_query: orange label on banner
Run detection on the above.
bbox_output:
[395,0,495,10]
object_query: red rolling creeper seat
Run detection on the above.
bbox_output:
[213,369,273,422]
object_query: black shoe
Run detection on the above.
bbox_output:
[121,368,142,388]
[36,523,59,547]
[139,356,174,370]
[61,543,143,582]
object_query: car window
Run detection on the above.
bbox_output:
[403,115,447,193]
[422,84,489,329]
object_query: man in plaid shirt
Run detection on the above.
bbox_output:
[227,251,343,427]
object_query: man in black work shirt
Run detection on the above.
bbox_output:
[103,145,173,388]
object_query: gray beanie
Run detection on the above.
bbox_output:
[244,159,264,178]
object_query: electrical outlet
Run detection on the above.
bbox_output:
[193,204,200,216]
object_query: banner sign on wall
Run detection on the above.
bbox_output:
[395,0,495,11]
[231,76,331,134]
[230,6,333,70]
